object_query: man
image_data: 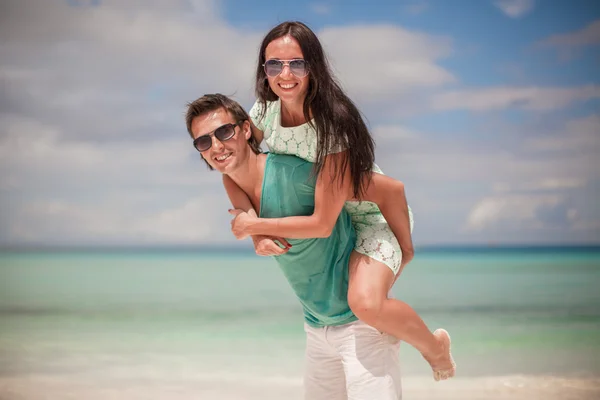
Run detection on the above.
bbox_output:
[185,94,402,399]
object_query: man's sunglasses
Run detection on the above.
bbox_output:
[193,121,243,152]
[263,58,308,78]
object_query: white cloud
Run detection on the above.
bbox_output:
[465,191,599,243]
[0,111,232,245]
[8,194,235,246]
[458,114,598,238]
[319,25,455,100]
[0,0,261,141]
[374,115,597,188]
[537,19,600,60]
[0,114,218,191]
[572,219,600,232]
[0,1,456,137]
[541,19,600,48]
[492,178,588,193]
[430,85,600,112]
[369,112,598,243]
[466,194,564,231]
[525,114,600,152]
[493,0,535,18]
[372,125,418,142]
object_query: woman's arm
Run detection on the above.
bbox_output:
[231,152,413,265]
[223,175,290,255]
[232,152,352,239]
[231,157,413,265]
[362,174,414,268]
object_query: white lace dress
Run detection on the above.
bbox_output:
[249,99,414,275]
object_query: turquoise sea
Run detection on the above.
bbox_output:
[1,247,599,398]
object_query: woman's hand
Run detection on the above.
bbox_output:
[394,246,414,283]
[252,235,292,256]
[229,209,292,255]
[228,209,257,240]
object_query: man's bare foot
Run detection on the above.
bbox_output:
[423,329,456,381]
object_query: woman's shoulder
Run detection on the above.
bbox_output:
[249,99,279,117]
[248,100,279,134]
[249,99,279,132]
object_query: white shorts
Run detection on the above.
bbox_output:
[303,320,402,400]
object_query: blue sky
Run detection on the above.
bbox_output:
[0,0,598,247]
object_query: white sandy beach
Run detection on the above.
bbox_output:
[1,374,599,400]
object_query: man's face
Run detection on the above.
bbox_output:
[190,108,251,174]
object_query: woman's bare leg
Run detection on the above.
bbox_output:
[346,250,455,380]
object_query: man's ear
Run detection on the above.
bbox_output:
[243,120,252,140]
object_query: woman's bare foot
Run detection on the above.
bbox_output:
[423,328,456,381]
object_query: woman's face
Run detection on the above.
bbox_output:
[264,35,310,104]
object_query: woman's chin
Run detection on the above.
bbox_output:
[273,87,307,103]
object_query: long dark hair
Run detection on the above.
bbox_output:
[255,21,375,199]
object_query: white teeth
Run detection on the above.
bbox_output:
[280,83,296,89]
[216,153,231,161]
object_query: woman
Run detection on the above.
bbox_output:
[224,21,455,381]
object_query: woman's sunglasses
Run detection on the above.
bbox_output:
[263,59,308,78]
[193,121,243,152]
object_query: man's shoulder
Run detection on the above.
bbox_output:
[266,153,310,169]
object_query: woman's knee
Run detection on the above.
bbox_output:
[347,284,385,322]
[347,251,394,322]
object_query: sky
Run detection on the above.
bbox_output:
[0,0,598,248]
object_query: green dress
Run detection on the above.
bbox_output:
[250,99,414,275]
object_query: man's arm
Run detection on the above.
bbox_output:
[223,175,290,256]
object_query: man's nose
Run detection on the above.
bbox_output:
[211,134,224,150]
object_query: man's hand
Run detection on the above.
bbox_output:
[228,209,256,240]
[229,209,291,255]
[252,235,292,256]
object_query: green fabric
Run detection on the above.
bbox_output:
[259,153,358,328]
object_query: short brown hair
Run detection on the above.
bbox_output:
[185,94,261,169]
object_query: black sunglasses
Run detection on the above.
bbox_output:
[193,121,244,152]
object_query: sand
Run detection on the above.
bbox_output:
[1,374,599,400]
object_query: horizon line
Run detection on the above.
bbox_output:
[1,243,599,253]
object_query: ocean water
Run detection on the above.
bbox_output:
[0,247,599,398]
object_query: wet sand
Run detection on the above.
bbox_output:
[1,374,599,400]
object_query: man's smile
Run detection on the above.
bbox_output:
[214,152,232,162]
